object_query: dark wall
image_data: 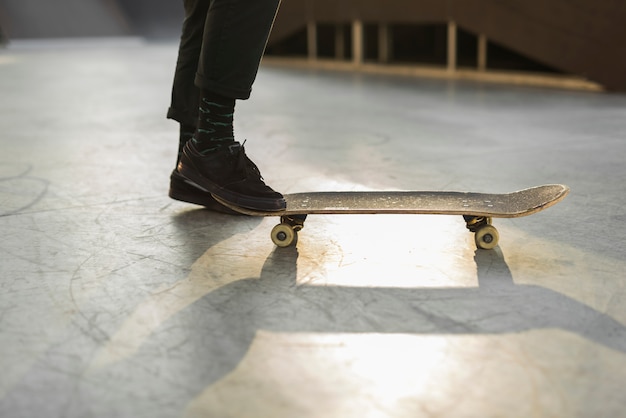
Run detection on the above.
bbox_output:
[114,0,183,39]
[0,0,183,40]
[0,0,131,39]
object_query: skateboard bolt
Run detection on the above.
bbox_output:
[277,232,287,241]
[483,234,493,244]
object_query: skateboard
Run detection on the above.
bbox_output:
[212,184,569,250]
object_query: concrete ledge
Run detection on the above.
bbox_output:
[262,56,604,92]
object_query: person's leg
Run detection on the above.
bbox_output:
[178,0,286,211]
[167,0,242,213]
[168,0,208,161]
[195,0,282,100]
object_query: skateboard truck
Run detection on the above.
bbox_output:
[271,214,307,247]
[270,214,500,250]
[463,215,500,250]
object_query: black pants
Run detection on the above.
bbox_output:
[167,0,281,127]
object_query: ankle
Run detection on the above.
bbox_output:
[193,90,236,154]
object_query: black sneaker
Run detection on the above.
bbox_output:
[177,141,286,211]
[168,170,244,215]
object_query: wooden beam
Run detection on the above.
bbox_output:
[352,20,363,65]
[307,21,317,60]
[478,33,487,71]
[447,21,457,72]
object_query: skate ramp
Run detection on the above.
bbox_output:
[269,0,626,92]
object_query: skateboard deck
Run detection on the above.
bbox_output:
[213,184,569,249]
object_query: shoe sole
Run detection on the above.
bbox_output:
[178,162,285,212]
[169,172,244,215]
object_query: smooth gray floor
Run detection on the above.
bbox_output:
[1,40,625,418]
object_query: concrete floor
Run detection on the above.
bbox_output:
[1,39,625,418]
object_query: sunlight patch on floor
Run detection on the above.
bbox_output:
[290,214,479,288]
